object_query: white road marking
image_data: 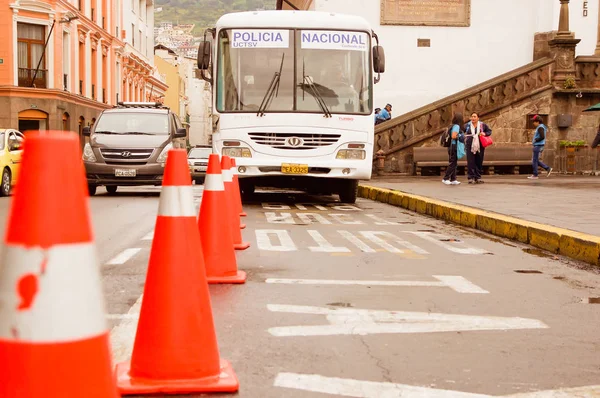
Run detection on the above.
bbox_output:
[307,230,351,253]
[265,276,488,294]
[267,305,547,337]
[265,212,295,224]
[365,214,400,225]
[360,231,429,254]
[106,313,139,320]
[106,248,142,265]
[505,385,600,397]
[141,231,154,241]
[274,373,489,397]
[297,213,332,225]
[262,203,291,210]
[407,231,488,255]
[330,204,362,211]
[295,203,328,211]
[109,294,143,364]
[338,230,376,253]
[256,229,297,252]
[329,214,364,225]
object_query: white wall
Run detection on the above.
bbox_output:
[122,0,154,64]
[314,0,598,115]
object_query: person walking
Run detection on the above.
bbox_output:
[442,112,465,185]
[528,114,553,179]
[463,112,492,184]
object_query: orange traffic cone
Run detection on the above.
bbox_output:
[221,156,250,251]
[0,131,119,398]
[115,149,238,395]
[198,154,246,284]
[230,158,247,217]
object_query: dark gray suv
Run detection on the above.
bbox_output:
[83,102,186,195]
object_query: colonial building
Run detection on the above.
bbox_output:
[0,0,165,148]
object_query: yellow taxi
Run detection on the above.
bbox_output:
[0,129,24,196]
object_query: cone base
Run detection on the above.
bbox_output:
[240,223,246,229]
[116,358,239,395]
[240,212,247,217]
[234,242,250,251]
[207,270,247,284]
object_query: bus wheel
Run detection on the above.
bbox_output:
[338,180,358,204]
[240,181,255,200]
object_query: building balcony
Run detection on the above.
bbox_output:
[18,68,47,88]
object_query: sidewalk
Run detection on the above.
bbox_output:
[366,175,600,236]
[359,175,600,266]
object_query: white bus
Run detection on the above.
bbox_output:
[197,10,385,203]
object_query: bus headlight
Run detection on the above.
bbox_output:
[223,147,252,158]
[336,149,366,160]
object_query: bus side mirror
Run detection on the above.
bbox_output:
[373,46,385,73]
[175,128,187,138]
[197,41,211,70]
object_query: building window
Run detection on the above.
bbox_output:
[17,23,47,88]
[79,41,85,95]
[91,47,97,100]
[102,52,107,103]
[139,0,144,21]
[62,32,70,91]
[132,23,135,47]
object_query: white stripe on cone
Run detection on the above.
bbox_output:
[204,174,225,192]
[222,168,233,183]
[230,165,238,176]
[0,243,107,341]
[158,186,196,217]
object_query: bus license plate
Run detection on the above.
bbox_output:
[115,169,136,177]
[281,164,308,174]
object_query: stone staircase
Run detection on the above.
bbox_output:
[373,58,555,175]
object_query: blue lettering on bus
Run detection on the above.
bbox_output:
[303,32,366,46]
[233,31,285,45]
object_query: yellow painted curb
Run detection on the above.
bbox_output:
[359,184,600,267]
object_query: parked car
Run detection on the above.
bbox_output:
[82,102,187,195]
[0,129,24,196]
[188,145,213,184]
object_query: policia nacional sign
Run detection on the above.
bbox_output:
[381,0,471,27]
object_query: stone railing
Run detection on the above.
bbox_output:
[575,57,600,89]
[374,58,555,174]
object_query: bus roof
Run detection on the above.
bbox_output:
[216,10,372,32]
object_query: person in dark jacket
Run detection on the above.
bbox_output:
[442,112,465,185]
[463,112,492,184]
[528,114,552,179]
[592,123,600,148]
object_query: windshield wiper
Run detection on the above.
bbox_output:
[94,130,119,134]
[257,53,285,117]
[124,132,154,135]
[299,59,331,118]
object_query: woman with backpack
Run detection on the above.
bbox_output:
[464,112,493,184]
[442,112,465,185]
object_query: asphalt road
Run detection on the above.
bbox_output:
[2,186,600,397]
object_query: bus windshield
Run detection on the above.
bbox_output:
[216,28,372,115]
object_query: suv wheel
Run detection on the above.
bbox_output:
[88,184,97,196]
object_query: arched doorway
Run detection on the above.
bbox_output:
[18,109,48,132]
[62,112,70,131]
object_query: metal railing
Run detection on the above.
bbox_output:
[18,68,47,88]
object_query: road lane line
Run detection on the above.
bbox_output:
[267,305,548,337]
[297,213,332,225]
[307,230,350,253]
[338,230,376,252]
[365,214,399,225]
[295,203,328,211]
[433,275,489,294]
[329,214,364,225]
[109,294,143,364]
[141,231,154,241]
[274,373,489,397]
[106,248,142,265]
[265,276,488,294]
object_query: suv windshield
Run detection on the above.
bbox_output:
[94,112,170,135]
[188,148,212,158]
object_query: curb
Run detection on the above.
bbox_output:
[358,185,600,267]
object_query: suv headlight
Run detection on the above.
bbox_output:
[157,143,173,166]
[83,143,97,162]
[336,149,366,160]
[222,147,252,158]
